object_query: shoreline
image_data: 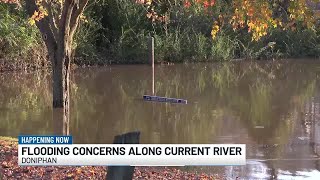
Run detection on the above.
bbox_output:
[1,57,320,73]
[0,136,223,179]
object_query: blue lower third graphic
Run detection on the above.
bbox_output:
[18,135,72,144]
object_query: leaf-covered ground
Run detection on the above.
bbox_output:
[0,137,223,179]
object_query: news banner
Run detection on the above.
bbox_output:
[18,135,246,166]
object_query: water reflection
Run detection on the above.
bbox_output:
[1,60,320,178]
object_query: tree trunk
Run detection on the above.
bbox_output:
[52,43,71,135]
[24,0,89,135]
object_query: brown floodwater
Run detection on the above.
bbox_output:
[1,60,320,179]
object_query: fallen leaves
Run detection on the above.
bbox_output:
[0,138,224,179]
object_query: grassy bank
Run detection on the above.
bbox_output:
[0,137,223,179]
[73,0,320,64]
[1,1,320,70]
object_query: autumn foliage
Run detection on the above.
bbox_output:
[2,0,319,42]
[1,0,320,64]
[27,0,48,25]
[223,0,318,41]
[136,0,320,41]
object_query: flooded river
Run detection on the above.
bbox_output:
[1,60,320,179]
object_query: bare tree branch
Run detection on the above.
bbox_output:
[59,0,72,35]
[69,0,89,39]
[43,0,59,41]
[25,0,57,62]
[64,1,76,38]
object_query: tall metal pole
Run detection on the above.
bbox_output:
[149,37,155,95]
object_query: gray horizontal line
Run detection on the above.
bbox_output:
[247,158,320,161]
